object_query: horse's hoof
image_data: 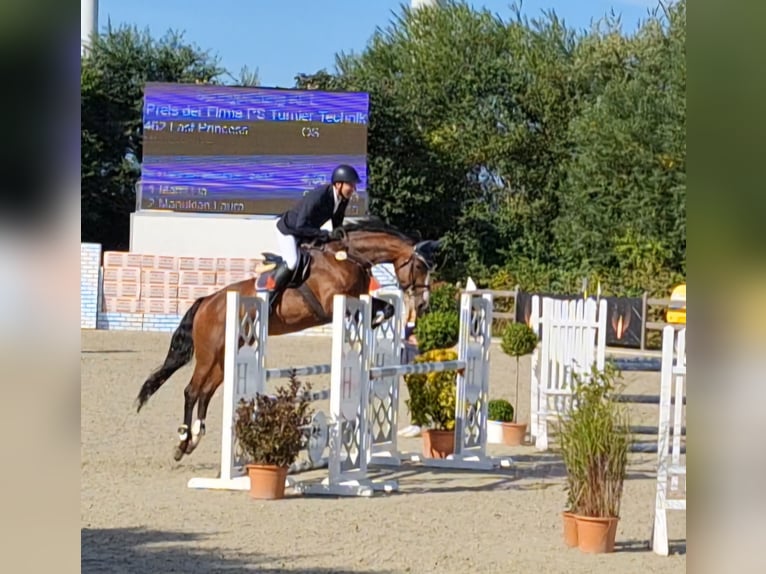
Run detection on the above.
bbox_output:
[173,446,185,461]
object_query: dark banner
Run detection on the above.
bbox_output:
[513,291,643,349]
[138,82,370,216]
[514,290,578,338]
[603,296,643,348]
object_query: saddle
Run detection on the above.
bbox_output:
[256,246,330,321]
[258,249,312,287]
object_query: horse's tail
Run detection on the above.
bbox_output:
[136,297,205,412]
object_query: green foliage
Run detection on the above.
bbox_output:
[81,0,686,300]
[233,372,314,468]
[297,0,685,298]
[488,399,514,422]
[81,24,226,249]
[414,310,460,353]
[501,322,538,422]
[404,349,458,431]
[427,283,460,314]
[557,363,632,517]
[501,323,539,358]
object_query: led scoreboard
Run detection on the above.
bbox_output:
[138,82,369,216]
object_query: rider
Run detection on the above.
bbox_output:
[270,164,361,309]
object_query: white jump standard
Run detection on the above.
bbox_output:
[188,288,508,497]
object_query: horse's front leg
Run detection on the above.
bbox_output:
[371,297,395,328]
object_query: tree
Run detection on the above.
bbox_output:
[553,1,686,295]
[294,0,685,295]
[81,24,224,249]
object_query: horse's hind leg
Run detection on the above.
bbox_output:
[185,362,223,456]
[174,380,198,461]
[175,363,209,461]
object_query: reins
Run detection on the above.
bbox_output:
[316,231,434,295]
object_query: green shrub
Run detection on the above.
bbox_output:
[414,310,460,353]
[428,283,460,314]
[404,349,458,431]
[501,322,539,358]
[488,399,514,422]
[558,363,632,517]
[500,322,539,423]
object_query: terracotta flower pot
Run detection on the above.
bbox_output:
[246,464,288,500]
[501,422,527,446]
[562,511,578,548]
[575,515,619,553]
[422,429,455,459]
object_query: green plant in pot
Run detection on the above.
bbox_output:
[497,322,539,445]
[557,362,632,553]
[487,398,517,445]
[234,371,313,500]
[426,283,460,314]
[404,348,458,459]
[404,307,460,439]
[413,309,460,353]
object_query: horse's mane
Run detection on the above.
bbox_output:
[339,217,419,244]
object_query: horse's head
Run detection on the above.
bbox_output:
[394,239,441,317]
[336,219,443,319]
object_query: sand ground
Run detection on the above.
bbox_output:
[81,329,686,574]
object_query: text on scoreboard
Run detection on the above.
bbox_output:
[139,82,369,216]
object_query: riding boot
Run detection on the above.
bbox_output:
[268,261,293,311]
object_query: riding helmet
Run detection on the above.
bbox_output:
[331,164,361,184]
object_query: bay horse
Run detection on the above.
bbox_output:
[135,218,441,461]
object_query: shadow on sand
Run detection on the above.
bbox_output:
[82,527,397,574]
[82,350,137,354]
[615,538,687,556]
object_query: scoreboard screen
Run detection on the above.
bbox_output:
[138,82,369,216]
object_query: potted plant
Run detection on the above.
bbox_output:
[403,307,460,439]
[558,362,631,553]
[404,348,458,458]
[487,398,524,446]
[559,435,583,548]
[412,309,460,352]
[234,372,313,500]
[498,322,539,445]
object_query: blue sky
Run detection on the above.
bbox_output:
[97,0,665,88]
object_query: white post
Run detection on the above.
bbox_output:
[218,290,241,483]
[529,295,540,441]
[81,0,98,55]
[651,326,687,555]
[411,0,443,9]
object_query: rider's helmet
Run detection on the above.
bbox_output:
[331,164,361,185]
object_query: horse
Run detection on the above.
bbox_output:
[135,218,442,461]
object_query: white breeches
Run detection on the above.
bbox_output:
[276,229,299,270]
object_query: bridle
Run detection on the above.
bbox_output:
[313,230,437,297]
[390,252,435,295]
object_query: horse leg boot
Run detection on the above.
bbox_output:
[268,261,293,313]
[175,382,198,461]
[371,297,395,328]
[186,380,218,455]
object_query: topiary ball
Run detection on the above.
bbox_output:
[501,322,539,358]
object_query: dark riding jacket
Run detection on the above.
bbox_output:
[276,184,348,241]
